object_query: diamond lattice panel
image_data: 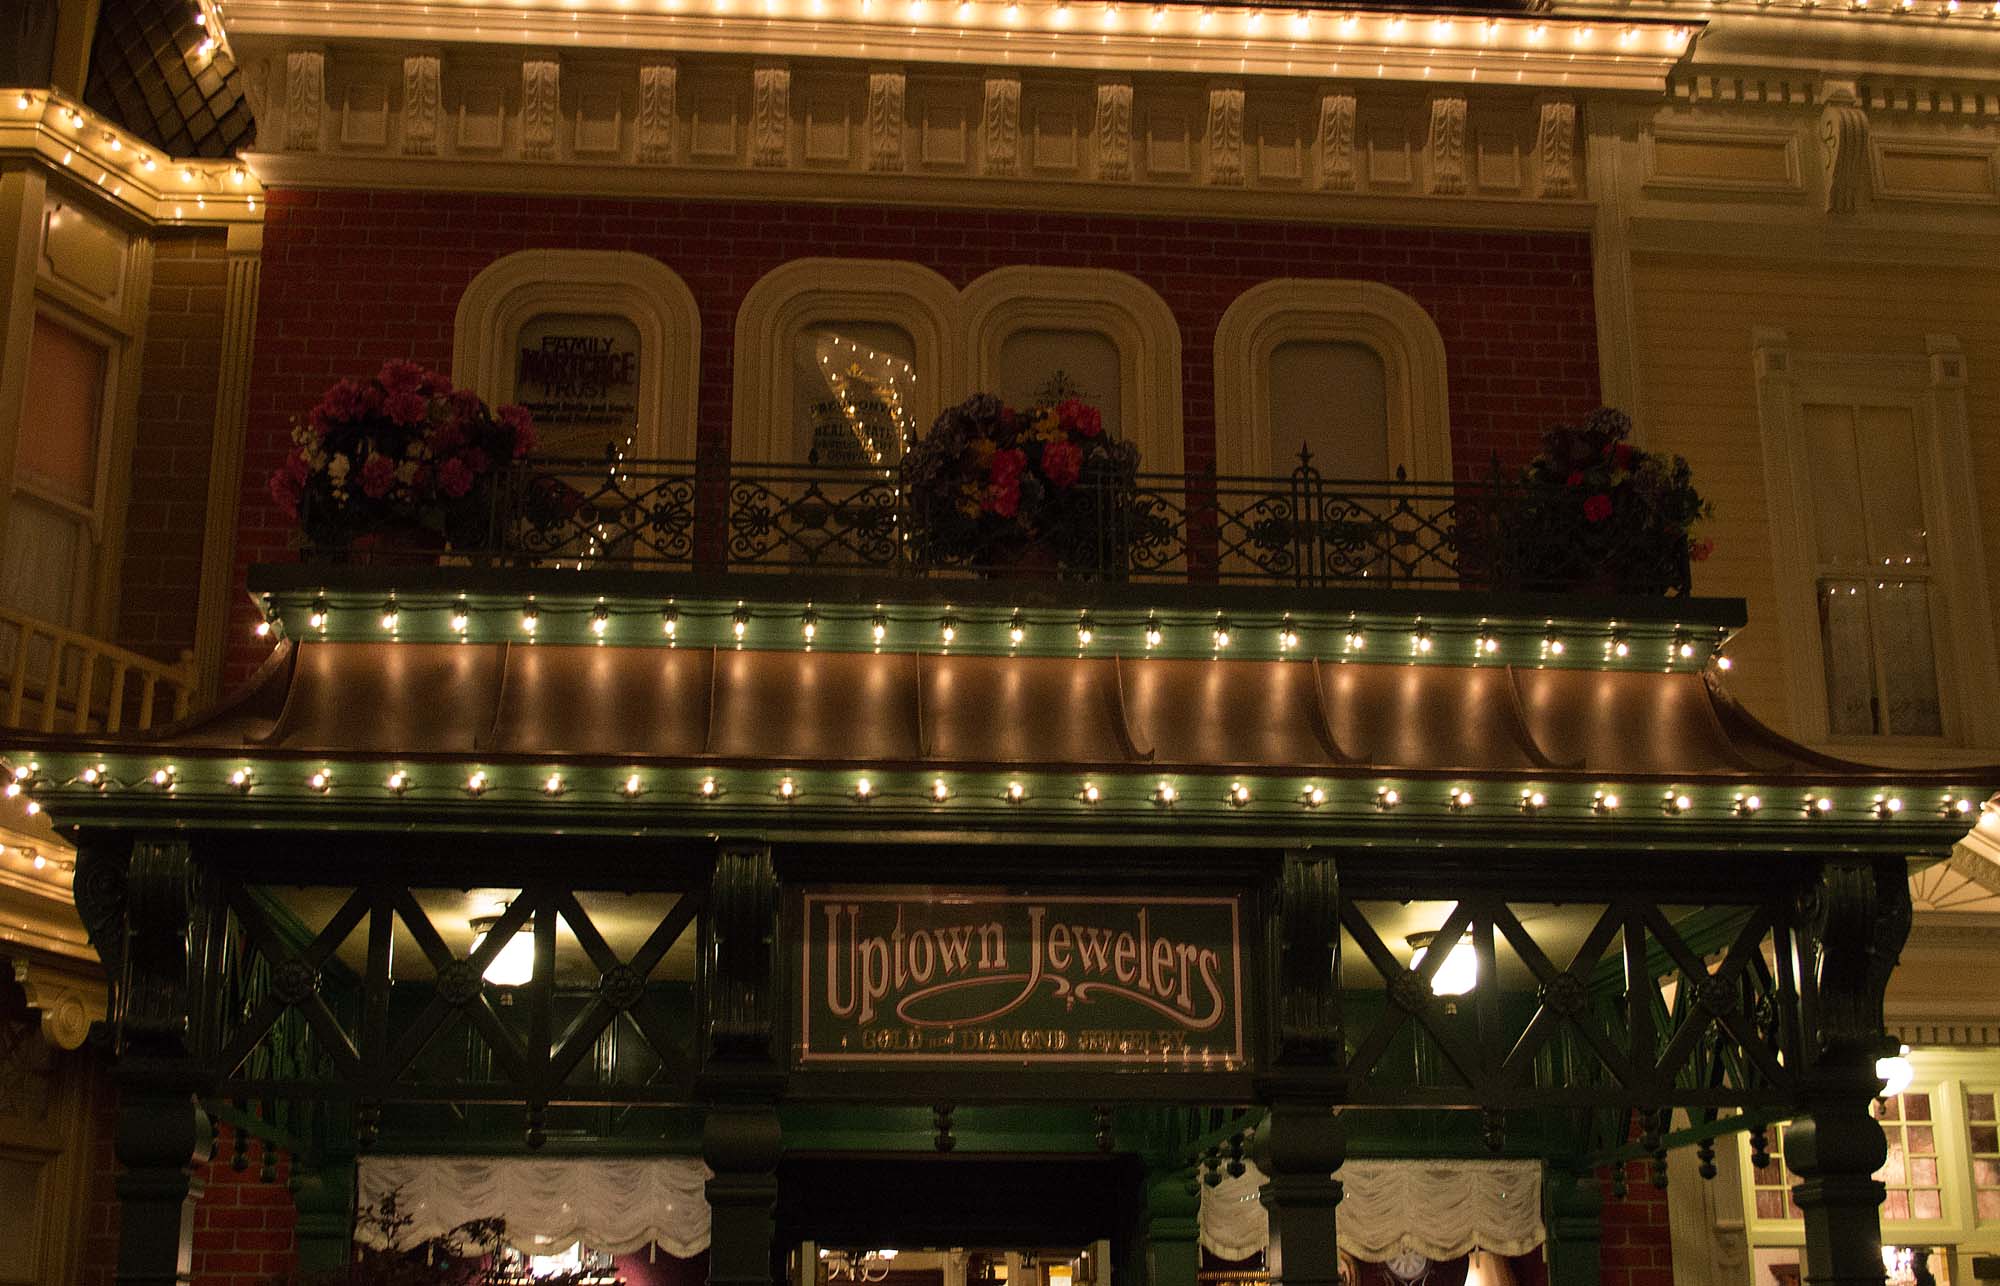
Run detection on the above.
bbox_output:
[84,0,253,159]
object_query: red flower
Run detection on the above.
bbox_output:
[428,420,466,455]
[1692,538,1715,562]
[1042,440,1082,490]
[268,466,303,518]
[1582,493,1613,523]
[1059,398,1103,437]
[378,359,428,395]
[385,390,430,428]
[358,453,397,498]
[988,447,1027,486]
[1566,470,1584,488]
[317,379,371,426]
[462,447,491,476]
[436,456,475,498]
[1612,442,1634,469]
[984,480,1022,517]
[498,404,537,458]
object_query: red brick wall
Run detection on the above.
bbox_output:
[226,190,1599,684]
[79,1087,301,1286]
[1599,1160,1674,1286]
[124,229,227,666]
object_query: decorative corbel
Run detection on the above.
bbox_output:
[1206,82,1245,186]
[1316,89,1356,192]
[1819,81,1869,216]
[981,73,1019,176]
[1272,851,1342,1068]
[522,58,561,162]
[751,63,791,168]
[12,959,104,1051]
[870,67,908,172]
[1801,854,1911,1066]
[1095,76,1133,181]
[402,54,442,156]
[638,62,679,165]
[1427,94,1468,195]
[702,842,778,1065]
[283,48,326,152]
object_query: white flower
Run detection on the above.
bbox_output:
[328,454,351,480]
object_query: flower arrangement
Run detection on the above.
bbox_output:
[268,360,544,553]
[1495,407,1712,594]
[901,389,1141,573]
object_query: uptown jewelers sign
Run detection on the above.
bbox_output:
[797,890,1245,1069]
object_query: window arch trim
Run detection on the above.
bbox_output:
[730,258,959,464]
[451,249,701,457]
[1213,279,1451,480]
[961,265,1185,481]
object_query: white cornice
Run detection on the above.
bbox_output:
[1,90,265,228]
[224,1,1698,91]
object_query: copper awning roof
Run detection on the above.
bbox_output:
[57,639,1988,786]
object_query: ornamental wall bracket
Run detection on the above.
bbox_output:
[1818,80,1869,217]
[11,958,105,1051]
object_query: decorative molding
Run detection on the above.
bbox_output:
[12,959,105,1051]
[730,258,959,463]
[869,68,906,172]
[1643,124,1804,195]
[1095,77,1133,182]
[284,49,324,151]
[192,223,264,702]
[452,250,701,457]
[1316,90,1356,192]
[522,59,560,161]
[1536,97,1577,199]
[1207,82,1245,186]
[1212,278,1453,481]
[402,55,440,155]
[981,73,1019,176]
[1427,95,1468,195]
[752,63,791,167]
[960,265,1185,480]
[638,62,678,164]
[1819,81,1869,215]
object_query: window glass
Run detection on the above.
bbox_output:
[997,329,1121,440]
[1267,340,1388,480]
[1804,400,1944,739]
[1969,1088,2000,1222]
[1874,1090,1946,1222]
[794,323,917,466]
[20,313,105,507]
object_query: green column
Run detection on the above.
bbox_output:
[291,1159,357,1276]
[112,1067,211,1286]
[1257,1103,1344,1286]
[1543,1169,1603,1286]
[1789,1065,1891,1286]
[1144,1169,1202,1286]
[704,1103,783,1286]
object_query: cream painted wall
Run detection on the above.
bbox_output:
[1628,250,2000,756]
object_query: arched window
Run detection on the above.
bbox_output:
[961,265,1185,480]
[452,250,701,459]
[731,259,958,465]
[1213,280,1450,480]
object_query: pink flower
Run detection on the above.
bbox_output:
[385,390,430,427]
[1565,470,1584,488]
[983,479,1022,517]
[317,379,371,425]
[988,448,1027,486]
[378,359,429,395]
[448,390,484,421]
[1691,538,1715,562]
[498,404,537,458]
[1060,398,1103,438]
[1583,493,1613,523]
[268,467,303,518]
[1612,442,1634,469]
[428,420,466,455]
[1042,440,1082,490]
[436,456,475,498]
[358,453,397,498]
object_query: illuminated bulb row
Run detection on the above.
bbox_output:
[275,599,1725,664]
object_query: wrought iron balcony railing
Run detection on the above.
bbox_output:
[315,455,1693,596]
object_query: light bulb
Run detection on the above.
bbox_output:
[1448,788,1474,811]
[1874,794,1904,818]
[1213,622,1232,648]
[521,603,539,634]
[379,601,399,631]
[699,776,718,798]
[1543,633,1565,656]
[387,770,409,794]
[153,766,177,789]
[1009,614,1026,645]
[1228,782,1251,807]
[31,854,46,870]
[308,770,331,793]
[543,773,565,796]
[855,777,873,799]
[1476,632,1499,655]
[1520,789,1547,813]
[778,777,797,800]
[465,770,488,795]
[1375,787,1400,811]
[931,778,950,802]
[1081,782,1101,804]
[1345,628,1367,651]
[871,614,888,643]
[1594,791,1620,814]
[1301,785,1326,808]
[471,916,535,986]
[1006,781,1026,802]
[1077,616,1094,647]
[450,607,469,633]
[1611,637,1630,658]
[802,611,819,642]
[254,619,272,638]
[733,607,750,639]
[662,607,680,638]
[592,605,610,636]
[1735,793,1762,815]
[940,616,957,645]
[1409,933,1478,996]
[1876,1044,1914,1098]
[230,767,253,792]
[1155,781,1177,806]
[308,597,329,630]
[622,773,643,797]
[1278,625,1298,651]
[1413,627,1433,653]
[1144,618,1163,648]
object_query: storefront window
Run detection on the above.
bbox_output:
[1968,1088,2000,1222]
[1878,1089,1947,1222]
